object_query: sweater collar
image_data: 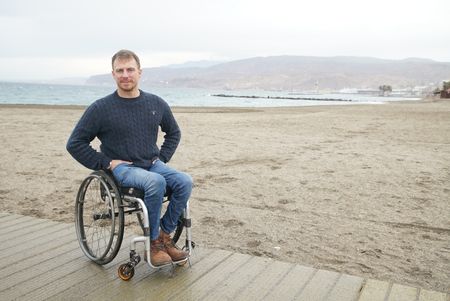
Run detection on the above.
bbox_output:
[114,89,143,103]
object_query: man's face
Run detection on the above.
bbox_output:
[112,58,142,93]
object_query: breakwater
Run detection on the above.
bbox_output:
[212,94,353,102]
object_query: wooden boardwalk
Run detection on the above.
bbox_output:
[0,212,448,301]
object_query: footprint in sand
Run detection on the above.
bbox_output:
[221,218,244,227]
[246,240,261,248]
[200,216,218,225]
[278,199,294,205]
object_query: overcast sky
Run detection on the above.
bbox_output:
[1,0,449,81]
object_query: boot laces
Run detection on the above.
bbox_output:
[151,241,165,251]
[162,236,177,249]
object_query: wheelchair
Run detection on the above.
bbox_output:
[74,170,194,281]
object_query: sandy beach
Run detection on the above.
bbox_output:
[0,100,449,293]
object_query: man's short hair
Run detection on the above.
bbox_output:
[111,49,141,69]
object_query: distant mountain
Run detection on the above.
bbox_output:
[165,60,225,69]
[86,56,450,91]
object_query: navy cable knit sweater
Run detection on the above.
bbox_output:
[66,90,180,170]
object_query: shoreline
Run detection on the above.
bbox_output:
[0,96,436,112]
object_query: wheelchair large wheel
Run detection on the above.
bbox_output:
[75,170,125,265]
[172,217,184,244]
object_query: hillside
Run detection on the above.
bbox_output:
[86,56,450,91]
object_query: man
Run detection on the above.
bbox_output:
[67,49,192,266]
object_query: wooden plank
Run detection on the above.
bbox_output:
[21,247,133,300]
[0,220,62,250]
[0,213,30,222]
[40,232,136,300]
[162,252,252,301]
[135,248,227,300]
[0,229,77,271]
[46,252,133,300]
[263,264,316,300]
[48,247,212,301]
[387,283,418,301]
[358,279,390,301]
[113,247,216,301]
[0,217,55,237]
[0,235,80,279]
[295,269,341,300]
[0,226,74,266]
[234,260,293,301]
[0,214,30,225]
[325,274,364,301]
[0,224,73,261]
[0,215,41,234]
[1,246,84,292]
[0,219,68,240]
[203,255,272,301]
[418,289,448,301]
[1,245,100,300]
[0,213,38,225]
[84,248,231,301]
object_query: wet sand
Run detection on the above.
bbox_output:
[0,100,449,292]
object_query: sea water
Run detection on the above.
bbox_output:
[0,81,420,107]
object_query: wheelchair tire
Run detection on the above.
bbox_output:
[75,170,125,265]
[171,216,184,244]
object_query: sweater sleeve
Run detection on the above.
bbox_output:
[158,102,181,163]
[66,103,112,170]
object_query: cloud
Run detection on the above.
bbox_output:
[0,0,449,80]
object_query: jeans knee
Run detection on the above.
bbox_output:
[179,173,193,191]
[143,173,166,195]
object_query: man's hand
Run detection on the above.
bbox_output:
[109,160,132,170]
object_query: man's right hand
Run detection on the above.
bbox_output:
[109,160,132,170]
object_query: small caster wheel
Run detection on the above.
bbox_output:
[118,263,135,281]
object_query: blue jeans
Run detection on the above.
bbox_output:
[112,160,193,240]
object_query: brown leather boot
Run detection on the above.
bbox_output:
[159,230,189,261]
[150,239,172,266]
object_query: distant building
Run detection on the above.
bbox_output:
[439,80,450,98]
[441,89,450,98]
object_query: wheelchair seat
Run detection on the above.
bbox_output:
[119,186,145,199]
[103,168,172,200]
[120,186,172,200]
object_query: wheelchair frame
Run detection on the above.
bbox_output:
[74,170,193,281]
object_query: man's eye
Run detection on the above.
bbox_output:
[127,68,135,73]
